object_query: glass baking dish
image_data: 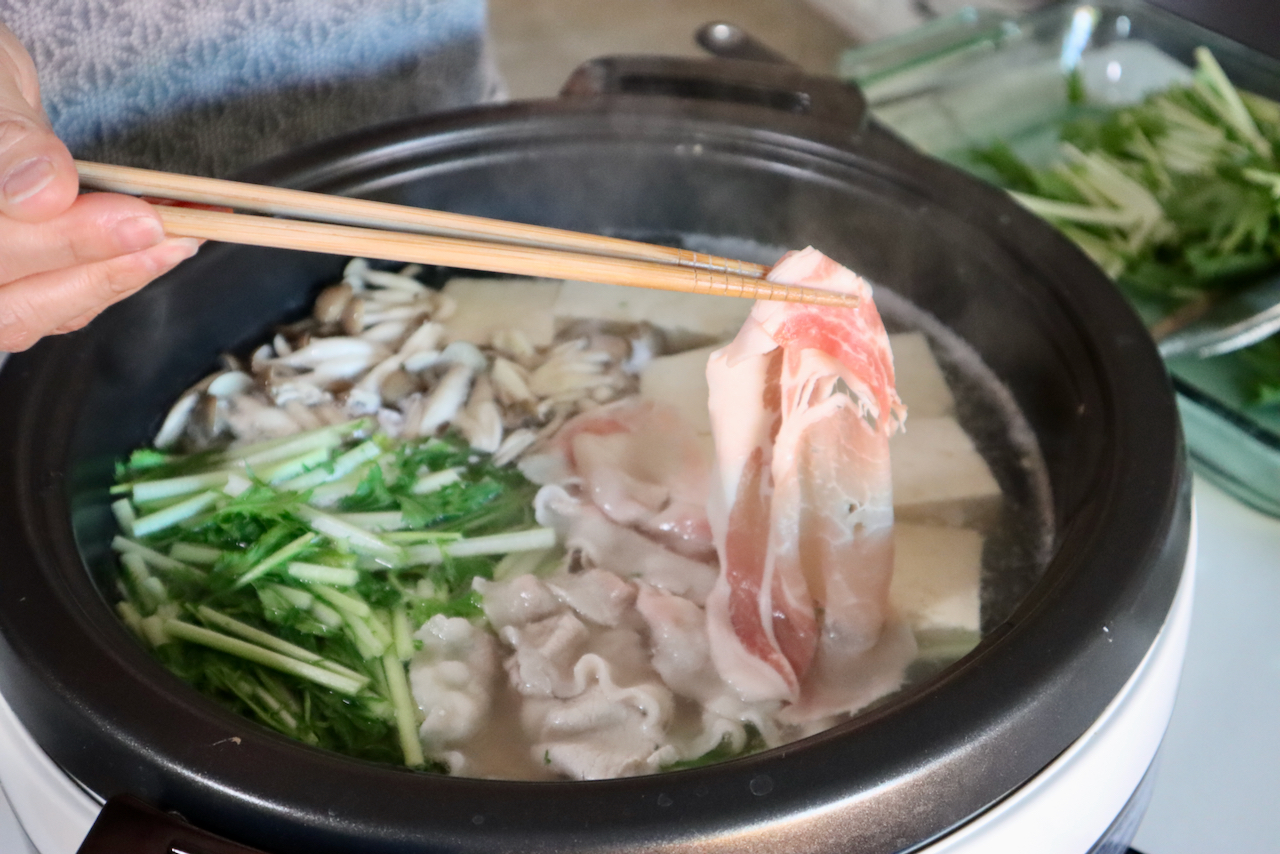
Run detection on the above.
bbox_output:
[840,1,1280,516]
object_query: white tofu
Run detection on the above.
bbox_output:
[639,344,719,463]
[890,523,983,633]
[639,344,716,433]
[554,280,754,350]
[888,331,954,419]
[440,278,562,348]
[891,416,1002,529]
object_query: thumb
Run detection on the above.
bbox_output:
[0,23,77,222]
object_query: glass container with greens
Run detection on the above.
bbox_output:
[843,1,1280,515]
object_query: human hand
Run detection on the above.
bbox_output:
[0,22,198,352]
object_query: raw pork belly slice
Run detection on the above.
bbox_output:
[409,616,499,775]
[519,398,716,562]
[705,247,915,718]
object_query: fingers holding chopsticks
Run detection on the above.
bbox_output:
[0,21,200,352]
[0,233,200,351]
[0,190,202,351]
[0,191,173,282]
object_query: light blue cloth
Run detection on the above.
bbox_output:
[1,0,500,176]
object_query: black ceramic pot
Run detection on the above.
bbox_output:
[0,57,1189,854]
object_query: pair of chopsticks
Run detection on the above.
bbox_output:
[75,161,856,309]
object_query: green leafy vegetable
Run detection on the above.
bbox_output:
[1241,336,1280,405]
[967,47,1280,401]
[110,424,552,771]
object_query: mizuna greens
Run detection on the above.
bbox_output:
[968,47,1280,402]
[110,420,549,769]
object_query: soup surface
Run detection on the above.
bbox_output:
[107,251,1052,780]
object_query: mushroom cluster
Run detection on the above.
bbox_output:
[154,259,663,466]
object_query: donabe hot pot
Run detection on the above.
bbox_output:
[0,58,1190,854]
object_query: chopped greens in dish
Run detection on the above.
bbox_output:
[967,47,1280,403]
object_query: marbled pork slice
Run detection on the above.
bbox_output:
[705,247,912,713]
[520,398,716,561]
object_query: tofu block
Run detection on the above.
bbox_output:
[890,523,983,633]
[891,416,1002,529]
[639,344,716,434]
[640,344,719,463]
[888,331,954,419]
[554,280,754,350]
[441,278,562,348]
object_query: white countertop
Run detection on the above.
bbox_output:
[1,475,1276,854]
[0,755,30,851]
[1132,477,1280,854]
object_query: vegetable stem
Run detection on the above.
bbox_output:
[257,447,333,485]
[382,652,426,767]
[231,419,367,469]
[111,498,137,536]
[282,440,383,492]
[406,527,557,564]
[312,585,373,619]
[392,607,415,662]
[131,470,230,504]
[411,467,463,495]
[1194,46,1272,159]
[334,511,408,531]
[131,490,221,537]
[287,562,361,587]
[295,506,405,563]
[195,605,325,665]
[168,542,224,565]
[164,620,367,695]
[112,535,202,576]
[342,610,389,660]
[1008,192,1136,227]
[235,532,319,589]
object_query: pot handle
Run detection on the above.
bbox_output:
[75,795,270,854]
[560,54,868,133]
[694,22,795,66]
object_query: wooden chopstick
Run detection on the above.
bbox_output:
[76,160,769,277]
[152,205,858,309]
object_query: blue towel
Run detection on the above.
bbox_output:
[1,0,501,177]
